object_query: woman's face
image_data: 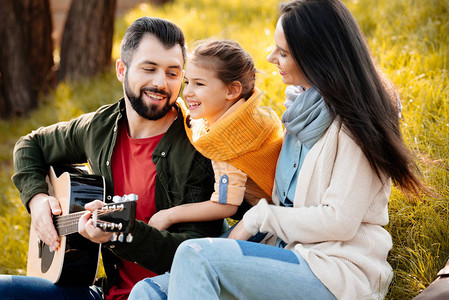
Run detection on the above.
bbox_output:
[267,18,311,89]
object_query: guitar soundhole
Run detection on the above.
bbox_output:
[41,244,55,273]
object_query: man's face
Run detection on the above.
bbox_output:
[121,35,184,120]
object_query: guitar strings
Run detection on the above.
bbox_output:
[54,208,124,228]
[53,208,126,236]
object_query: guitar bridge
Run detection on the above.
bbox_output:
[38,238,43,258]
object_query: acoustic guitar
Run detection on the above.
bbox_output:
[27,165,137,286]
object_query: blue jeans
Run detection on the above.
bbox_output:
[129,272,170,300]
[129,223,266,300]
[130,238,336,300]
[0,275,102,300]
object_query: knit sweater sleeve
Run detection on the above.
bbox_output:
[242,128,387,244]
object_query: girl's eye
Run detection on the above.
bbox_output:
[144,68,155,72]
[280,52,287,58]
[196,82,204,86]
[184,80,189,85]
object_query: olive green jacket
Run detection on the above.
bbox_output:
[12,99,222,291]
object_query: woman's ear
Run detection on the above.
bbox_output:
[226,81,243,101]
[116,59,126,82]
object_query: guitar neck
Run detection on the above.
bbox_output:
[53,202,136,237]
[54,212,85,236]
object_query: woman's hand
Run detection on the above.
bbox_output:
[148,209,173,231]
[78,200,113,244]
[29,193,62,251]
[228,220,252,241]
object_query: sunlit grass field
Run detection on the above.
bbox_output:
[0,0,447,298]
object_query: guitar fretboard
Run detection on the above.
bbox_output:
[54,212,85,236]
[53,207,126,236]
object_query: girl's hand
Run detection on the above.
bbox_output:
[228,220,252,241]
[148,209,173,231]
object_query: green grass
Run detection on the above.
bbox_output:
[0,0,447,299]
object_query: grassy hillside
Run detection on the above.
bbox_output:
[0,0,447,298]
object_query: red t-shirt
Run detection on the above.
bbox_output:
[106,123,164,300]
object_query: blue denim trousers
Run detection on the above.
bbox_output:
[0,275,102,300]
[129,238,336,300]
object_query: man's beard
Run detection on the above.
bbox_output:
[124,74,175,121]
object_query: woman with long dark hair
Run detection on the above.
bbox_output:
[165,0,425,299]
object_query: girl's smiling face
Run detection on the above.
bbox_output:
[267,18,311,89]
[183,61,237,124]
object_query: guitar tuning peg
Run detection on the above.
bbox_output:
[126,233,133,243]
[110,233,118,242]
[127,194,138,201]
[112,196,122,203]
[118,233,124,243]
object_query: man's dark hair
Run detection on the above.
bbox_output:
[120,17,186,66]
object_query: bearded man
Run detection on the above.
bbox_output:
[1,17,221,300]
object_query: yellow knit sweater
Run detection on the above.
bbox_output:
[181,89,284,197]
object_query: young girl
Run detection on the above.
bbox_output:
[146,39,283,231]
[128,40,283,299]
[166,1,426,299]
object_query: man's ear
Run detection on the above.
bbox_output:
[116,59,126,83]
[226,81,243,101]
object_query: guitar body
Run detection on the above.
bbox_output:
[27,165,105,286]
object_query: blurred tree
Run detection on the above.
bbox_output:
[20,0,54,93]
[59,0,116,81]
[0,0,53,118]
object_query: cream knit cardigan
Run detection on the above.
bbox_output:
[243,120,393,300]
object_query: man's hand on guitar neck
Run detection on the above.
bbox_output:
[29,193,62,251]
[78,200,114,244]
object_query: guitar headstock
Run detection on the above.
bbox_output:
[93,194,137,243]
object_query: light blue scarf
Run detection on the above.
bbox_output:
[282,86,332,148]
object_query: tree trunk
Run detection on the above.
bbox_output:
[59,0,116,82]
[0,0,35,118]
[0,0,53,118]
[18,0,55,93]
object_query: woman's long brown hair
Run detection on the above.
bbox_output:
[280,0,425,195]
